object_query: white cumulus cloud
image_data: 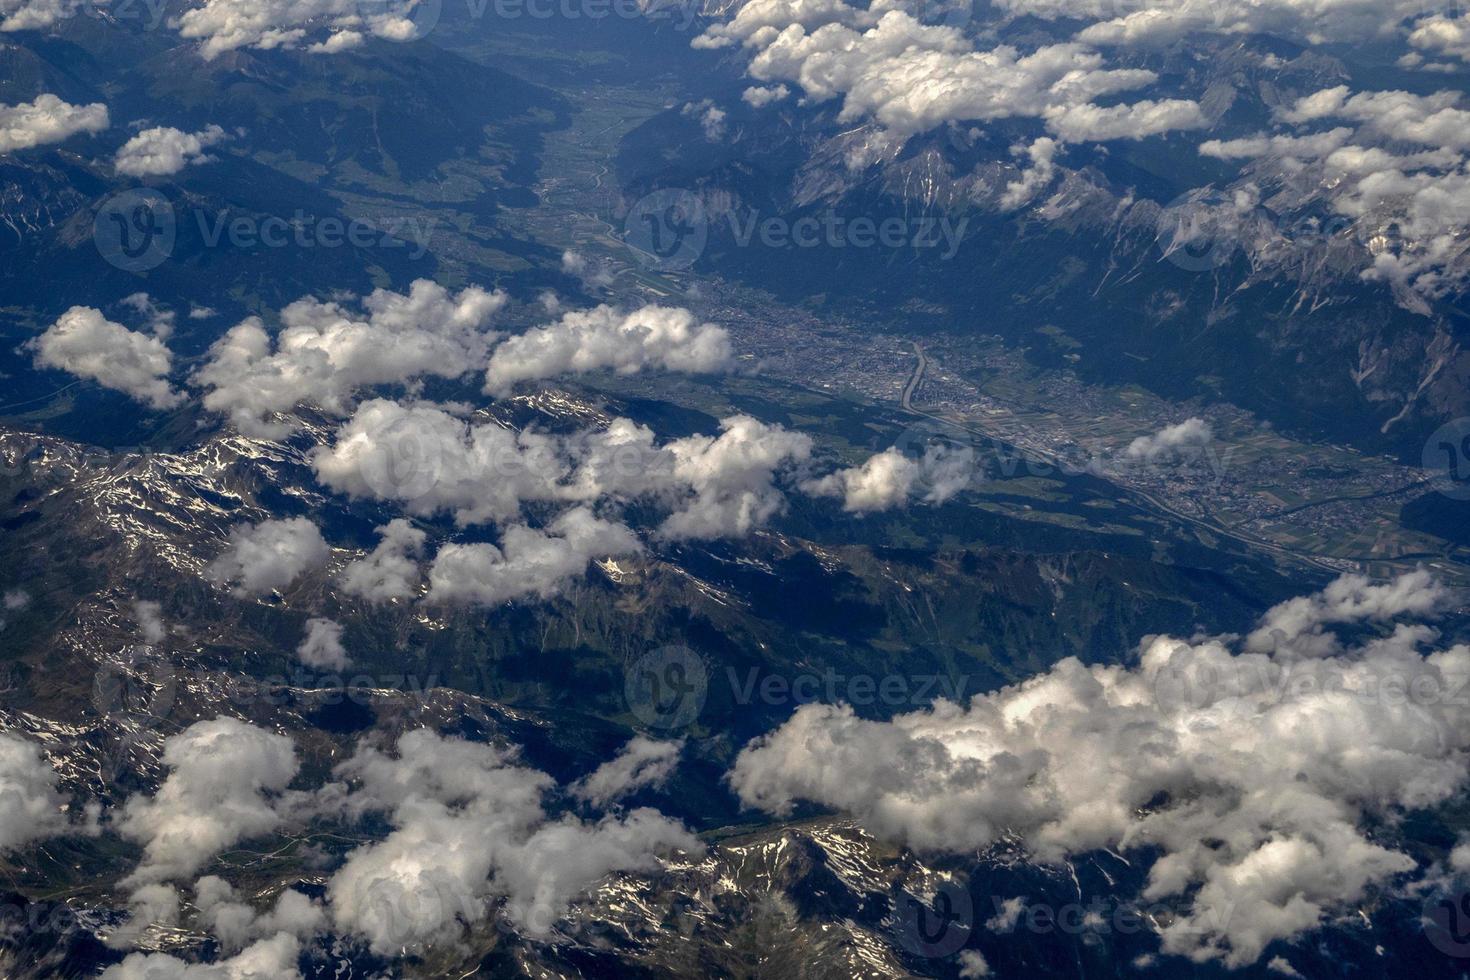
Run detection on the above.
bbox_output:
[194,280,505,438]
[1126,417,1213,460]
[0,733,69,853]
[114,124,228,177]
[204,518,331,598]
[174,0,427,60]
[309,399,566,526]
[321,729,701,952]
[119,717,300,886]
[696,6,1203,152]
[425,507,642,607]
[296,617,349,671]
[802,443,977,513]
[28,307,182,410]
[571,737,683,807]
[194,876,327,953]
[657,415,814,540]
[484,304,734,397]
[312,401,814,543]
[0,94,107,153]
[339,519,427,602]
[101,933,303,980]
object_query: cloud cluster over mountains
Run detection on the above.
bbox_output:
[730,570,1470,966]
[173,287,1067,609]
[194,281,507,437]
[1185,85,1470,295]
[174,0,429,58]
[20,0,1469,75]
[84,277,979,611]
[309,401,816,539]
[227,408,825,608]
[32,282,736,430]
[321,728,701,950]
[994,0,1470,60]
[6,570,1467,971]
[198,396,985,610]
[698,5,1206,153]
[0,718,699,974]
[680,0,1470,299]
